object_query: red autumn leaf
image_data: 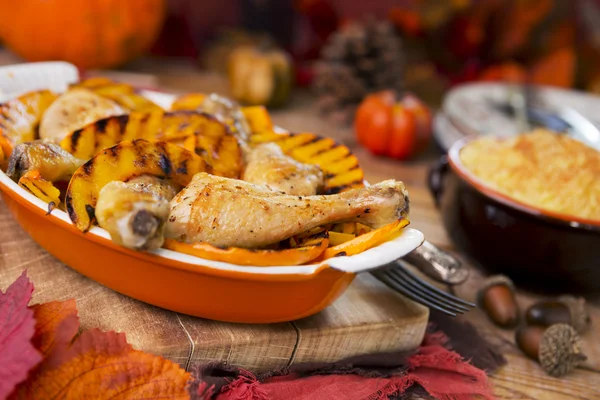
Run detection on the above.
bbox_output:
[0,272,43,399]
[31,299,78,356]
[20,329,191,399]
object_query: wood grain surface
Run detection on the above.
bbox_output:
[0,51,599,398]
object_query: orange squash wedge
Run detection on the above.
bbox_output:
[18,170,61,210]
[170,93,206,111]
[241,106,274,133]
[320,218,410,260]
[328,231,355,246]
[163,230,329,266]
[66,140,208,232]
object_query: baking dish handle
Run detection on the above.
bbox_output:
[427,155,449,208]
[402,240,469,285]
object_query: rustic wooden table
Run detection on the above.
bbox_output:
[0,52,599,399]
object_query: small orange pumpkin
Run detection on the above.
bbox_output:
[0,0,166,69]
[354,91,432,160]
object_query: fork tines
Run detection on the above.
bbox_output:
[371,262,476,317]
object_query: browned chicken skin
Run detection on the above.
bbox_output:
[166,172,409,248]
[242,143,324,196]
[95,175,180,250]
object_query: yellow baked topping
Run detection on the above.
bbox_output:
[460,129,600,221]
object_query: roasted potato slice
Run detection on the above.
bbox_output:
[0,90,58,162]
[250,131,365,194]
[39,88,125,144]
[163,229,329,266]
[71,78,162,113]
[66,140,208,232]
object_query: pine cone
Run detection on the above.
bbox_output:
[314,19,404,124]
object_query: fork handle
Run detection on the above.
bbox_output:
[402,240,469,285]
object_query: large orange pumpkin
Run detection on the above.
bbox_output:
[0,0,166,69]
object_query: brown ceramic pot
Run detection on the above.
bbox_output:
[430,139,600,294]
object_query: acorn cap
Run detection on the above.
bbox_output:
[558,295,591,334]
[477,275,515,305]
[539,324,587,377]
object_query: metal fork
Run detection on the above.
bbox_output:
[371,261,476,317]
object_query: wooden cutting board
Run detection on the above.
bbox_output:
[0,200,428,371]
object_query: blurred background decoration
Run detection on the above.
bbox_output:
[4,0,600,96]
[228,42,294,108]
[3,0,600,154]
[0,0,167,70]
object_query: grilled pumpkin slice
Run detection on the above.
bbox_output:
[241,106,274,133]
[66,139,208,232]
[182,128,242,178]
[71,78,162,113]
[18,170,62,211]
[171,93,206,111]
[163,229,329,266]
[319,218,410,260]
[250,131,365,194]
[172,93,273,135]
[0,90,58,163]
[60,111,243,178]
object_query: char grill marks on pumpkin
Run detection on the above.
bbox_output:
[69,129,83,152]
[158,152,172,176]
[176,159,188,175]
[59,111,241,179]
[65,140,208,233]
[85,204,96,224]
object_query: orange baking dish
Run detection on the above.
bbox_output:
[0,62,425,323]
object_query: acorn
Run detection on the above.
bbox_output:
[526,295,590,333]
[516,324,587,377]
[477,275,519,328]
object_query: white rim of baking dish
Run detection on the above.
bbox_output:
[0,61,424,276]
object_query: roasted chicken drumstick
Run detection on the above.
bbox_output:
[166,172,409,248]
[95,175,179,250]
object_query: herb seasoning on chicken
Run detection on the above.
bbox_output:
[166,172,408,248]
